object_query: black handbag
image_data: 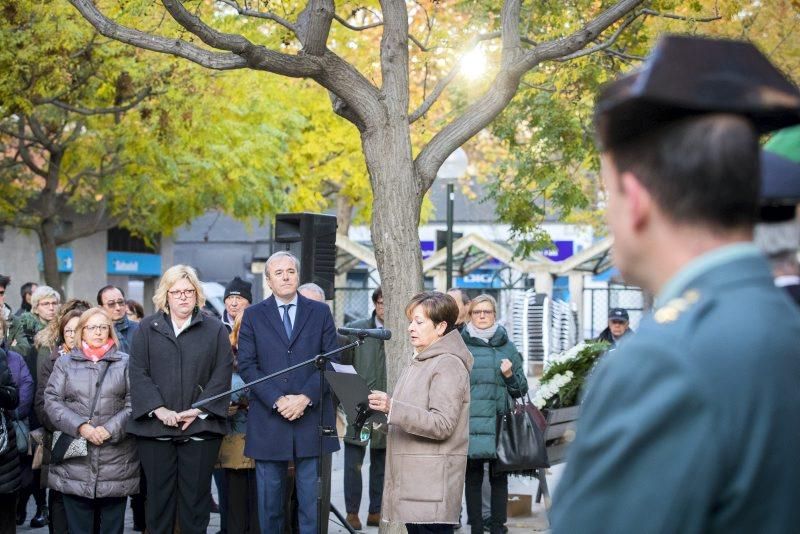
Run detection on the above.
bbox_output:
[51,361,111,464]
[495,393,549,473]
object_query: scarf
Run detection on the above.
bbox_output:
[81,339,115,362]
[466,321,499,342]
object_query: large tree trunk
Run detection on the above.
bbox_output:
[38,220,63,297]
[362,119,422,393]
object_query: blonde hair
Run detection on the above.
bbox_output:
[229,313,243,348]
[34,298,91,349]
[469,294,497,315]
[153,265,206,313]
[31,285,61,313]
[74,307,120,349]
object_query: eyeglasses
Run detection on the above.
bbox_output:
[168,289,196,299]
[84,324,111,333]
[38,301,59,308]
[63,329,76,336]
[471,309,495,316]
[375,300,385,307]
[103,299,126,308]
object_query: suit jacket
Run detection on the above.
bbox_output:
[550,252,800,534]
[237,293,340,461]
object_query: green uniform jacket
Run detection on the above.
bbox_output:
[6,311,37,358]
[342,314,387,449]
[461,325,528,459]
[551,250,800,534]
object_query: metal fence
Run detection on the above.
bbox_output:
[583,285,645,340]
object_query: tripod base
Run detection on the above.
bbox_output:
[330,504,357,533]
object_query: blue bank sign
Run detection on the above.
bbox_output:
[37,248,74,273]
[107,252,162,276]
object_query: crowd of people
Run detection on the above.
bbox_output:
[0,253,535,534]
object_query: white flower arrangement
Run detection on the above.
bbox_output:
[532,341,609,410]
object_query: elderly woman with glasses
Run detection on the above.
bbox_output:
[460,294,528,534]
[44,307,139,533]
[128,265,232,534]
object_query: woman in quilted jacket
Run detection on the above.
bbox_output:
[461,294,528,534]
[44,307,138,534]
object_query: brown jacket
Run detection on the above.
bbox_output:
[44,348,139,499]
[382,330,473,525]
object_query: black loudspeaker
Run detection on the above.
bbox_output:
[274,213,338,300]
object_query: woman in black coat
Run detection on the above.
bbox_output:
[128,265,232,534]
[0,346,21,533]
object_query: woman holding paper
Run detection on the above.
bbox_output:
[368,291,473,534]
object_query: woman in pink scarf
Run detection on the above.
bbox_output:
[44,307,138,533]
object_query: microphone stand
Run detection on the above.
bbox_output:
[193,338,365,534]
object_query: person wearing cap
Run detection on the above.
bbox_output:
[755,126,800,306]
[596,308,634,347]
[222,276,252,333]
[550,35,800,533]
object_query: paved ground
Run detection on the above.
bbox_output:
[19,448,562,533]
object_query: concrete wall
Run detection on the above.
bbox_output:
[64,231,108,302]
[0,228,41,311]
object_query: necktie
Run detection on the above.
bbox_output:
[281,304,294,338]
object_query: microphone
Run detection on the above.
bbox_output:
[337,327,392,341]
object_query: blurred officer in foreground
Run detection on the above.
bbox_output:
[551,35,800,534]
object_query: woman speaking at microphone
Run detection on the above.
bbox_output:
[368,291,473,534]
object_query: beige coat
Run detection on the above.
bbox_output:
[382,329,473,525]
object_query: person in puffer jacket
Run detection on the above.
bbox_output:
[44,307,138,533]
[0,345,21,533]
[461,294,528,534]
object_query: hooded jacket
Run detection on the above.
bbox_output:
[381,329,473,525]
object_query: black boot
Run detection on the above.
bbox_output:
[30,505,49,528]
[15,498,26,526]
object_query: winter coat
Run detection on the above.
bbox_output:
[113,316,139,356]
[0,347,21,494]
[35,346,66,432]
[596,326,634,348]
[3,308,32,359]
[44,347,138,499]
[7,311,43,377]
[127,310,232,438]
[342,313,387,449]
[4,346,33,421]
[381,329,473,525]
[461,325,528,459]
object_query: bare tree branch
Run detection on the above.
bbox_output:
[69,0,248,70]
[332,13,383,31]
[557,11,641,62]
[379,1,410,112]
[409,31,501,123]
[640,8,722,23]
[38,87,154,116]
[604,48,645,62]
[296,0,335,56]
[415,0,645,188]
[216,0,298,32]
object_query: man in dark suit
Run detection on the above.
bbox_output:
[237,251,339,534]
[550,35,800,533]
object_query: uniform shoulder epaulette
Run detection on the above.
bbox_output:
[653,289,701,324]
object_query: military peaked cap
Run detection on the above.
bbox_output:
[595,35,800,150]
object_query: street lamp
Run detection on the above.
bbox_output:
[437,147,469,290]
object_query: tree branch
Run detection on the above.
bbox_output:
[640,8,722,23]
[215,0,298,33]
[332,13,383,31]
[296,0,335,56]
[556,11,641,62]
[409,31,501,123]
[379,1,410,113]
[39,87,154,116]
[520,0,645,68]
[416,0,644,189]
[69,0,248,70]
